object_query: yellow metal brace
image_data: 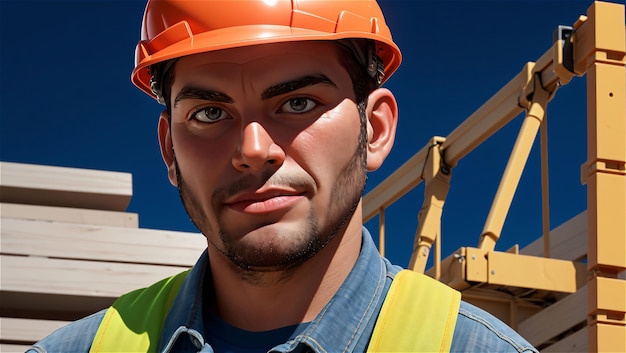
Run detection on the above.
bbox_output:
[363,1,626,351]
[409,136,451,277]
[478,73,555,253]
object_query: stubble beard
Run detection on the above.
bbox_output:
[174,120,368,281]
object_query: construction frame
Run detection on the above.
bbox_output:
[363,1,625,351]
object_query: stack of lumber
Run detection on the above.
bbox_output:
[0,162,206,352]
[516,212,589,352]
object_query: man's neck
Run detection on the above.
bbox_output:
[206,211,363,332]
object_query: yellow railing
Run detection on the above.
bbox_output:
[363,2,625,352]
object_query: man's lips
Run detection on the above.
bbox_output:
[224,190,306,214]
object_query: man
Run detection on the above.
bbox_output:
[28,1,537,352]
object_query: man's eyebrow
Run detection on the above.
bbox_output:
[174,87,234,107]
[261,74,337,100]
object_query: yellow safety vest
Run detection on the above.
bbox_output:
[90,270,460,353]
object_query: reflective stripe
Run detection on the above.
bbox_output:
[367,270,461,353]
[91,269,459,352]
[89,270,189,353]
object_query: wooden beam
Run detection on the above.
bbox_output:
[487,251,586,293]
[0,344,33,353]
[0,162,132,211]
[1,291,113,321]
[542,326,587,353]
[0,317,70,343]
[1,255,192,298]
[518,286,587,346]
[1,218,205,267]
[1,203,138,228]
[520,211,587,261]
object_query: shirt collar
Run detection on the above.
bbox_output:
[282,227,396,353]
[158,250,209,351]
[158,227,399,353]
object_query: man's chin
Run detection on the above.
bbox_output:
[219,248,317,286]
[218,230,322,272]
[238,262,299,273]
[224,243,318,272]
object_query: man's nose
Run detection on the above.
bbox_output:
[232,122,286,172]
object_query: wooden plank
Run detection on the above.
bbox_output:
[0,203,138,228]
[1,291,113,321]
[1,218,205,267]
[0,317,69,343]
[0,343,33,352]
[518,286,587,347]
[0,162,132,211]
[520,211,587,261]
[1,255,192,298]
[542,326,587,352]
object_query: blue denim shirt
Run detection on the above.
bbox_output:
[28,227,537,353]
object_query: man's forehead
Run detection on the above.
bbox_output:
[171,42,346,89]
[153,40,359,104]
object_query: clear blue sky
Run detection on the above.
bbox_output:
[1,0,599,267]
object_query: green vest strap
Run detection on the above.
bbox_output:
[89,270,190,353]
[90,269,460,353]
[367,270,461,353]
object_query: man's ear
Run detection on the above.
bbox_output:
[157,110,178,186]
[365,88,398,171]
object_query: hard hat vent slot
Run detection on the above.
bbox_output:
[147,21,193,54]
[370,17,380,34]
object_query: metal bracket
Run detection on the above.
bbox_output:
[553,25,575,74]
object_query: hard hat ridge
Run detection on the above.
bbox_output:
[132,0,402,102]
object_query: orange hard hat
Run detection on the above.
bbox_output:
[131,0,402,102]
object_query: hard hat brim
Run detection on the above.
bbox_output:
[132,23,401,100]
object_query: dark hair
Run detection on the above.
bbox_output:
[334,41,380,169]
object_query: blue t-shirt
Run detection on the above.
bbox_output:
[204,311,309,353]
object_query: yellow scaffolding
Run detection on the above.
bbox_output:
[363,2,625,351]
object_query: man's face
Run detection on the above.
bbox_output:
[162,42,367,272]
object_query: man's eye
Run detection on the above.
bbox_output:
[280,98,317,113]
[192,107,229,122]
